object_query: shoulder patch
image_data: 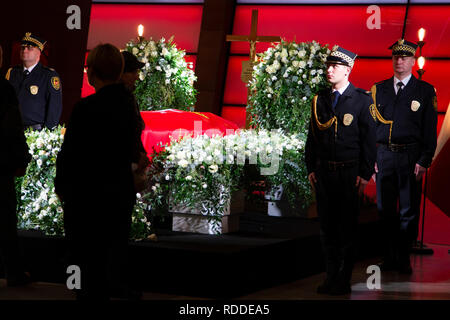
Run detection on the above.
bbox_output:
[51,76,61,90]
[433,96,438,111]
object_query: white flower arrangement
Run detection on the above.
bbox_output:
[248,40,330,134]
[147,129,307,233]
[16,127,153,239]
[247,40,330,208]
[125,36,197,111]
[17,127,65,235]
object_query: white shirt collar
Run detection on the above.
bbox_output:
[24,62,38,73]
[394,74,412,93]
[332,81,350,96]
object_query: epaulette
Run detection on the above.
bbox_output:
[355,87,370,95]
[43,66,57,73]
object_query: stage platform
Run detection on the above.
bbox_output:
[7,205,382,298]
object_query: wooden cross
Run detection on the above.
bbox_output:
[226,10,281,127]
[226,9,281,64]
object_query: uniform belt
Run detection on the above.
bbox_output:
[319,159,358,171]
[378,143,418,152]
[25,124,43,131]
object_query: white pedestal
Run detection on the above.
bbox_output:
[170,190,245,234]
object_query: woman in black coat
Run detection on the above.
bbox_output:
[55,44,143,300]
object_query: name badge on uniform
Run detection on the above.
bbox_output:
[411,100,421,112]
[343,113,353,126]
[30,85,39,95]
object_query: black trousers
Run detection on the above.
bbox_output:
[315,164,359,284]
[376,146,422,264]
[63,193,134,300]
[0,175,25,280]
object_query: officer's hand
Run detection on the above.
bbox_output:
[414,163,427,181]
[374,162,378,173]
[356,176,369,196]
[308,172,317,192]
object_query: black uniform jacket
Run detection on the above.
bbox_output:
[6,62,62,129]
[370,75,437,168]
[305,82,376,181]
[0,78,31,176]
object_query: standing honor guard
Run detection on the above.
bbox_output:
[371,39,437,274]
[305,46,376,295]
[6,32,62,130]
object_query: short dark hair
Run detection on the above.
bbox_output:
[87,43,124,82]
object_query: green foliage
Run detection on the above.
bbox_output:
[125,36,197,111]
[248,40,330,134]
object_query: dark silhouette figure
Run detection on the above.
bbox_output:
[0,45,32,286]
[55,44,143,300]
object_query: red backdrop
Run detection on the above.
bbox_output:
[220,4,450,137]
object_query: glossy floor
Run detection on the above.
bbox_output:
[1,244,449,300]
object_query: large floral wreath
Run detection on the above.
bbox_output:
[125,36,197,111]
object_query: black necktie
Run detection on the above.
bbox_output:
[396,81,404,95]
[23,69,30,78]
[332,91,341,110]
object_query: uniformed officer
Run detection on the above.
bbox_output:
[371,39,437,274]
[305,46,376,295]
[6,32,62,130]
[0,44,32,286]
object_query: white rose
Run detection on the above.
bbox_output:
[186,175,193,181]
[132,47,139,55]
[165,175,171,181]
[202,183,208,189]
[208,164,218,173]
